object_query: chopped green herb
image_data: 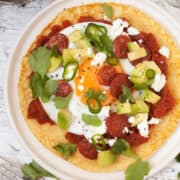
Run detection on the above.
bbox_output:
[53,93,72,109]
[30,73,58,102]
[54,143,77,160]
[82,113,102,126]
[21,160,59,180]
[111,139,137,158]
[51,46,60,57]
[44,79,58,98]
[29,46,52,78]
[102,4,113,19]
[119,86,135,103]
[176,153,180,163]
[125,158,150,180]
[84,88,105,101]
[57,110,71,130]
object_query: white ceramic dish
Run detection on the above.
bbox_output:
[5,0,180,179]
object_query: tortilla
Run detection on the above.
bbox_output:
[18,3,180,172]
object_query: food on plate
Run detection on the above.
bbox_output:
[18,2,180,172]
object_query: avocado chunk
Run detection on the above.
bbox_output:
[131,100,149,114]
[131,113,148,127]
[74,39,91,49]
[141,89,161,104]
[69,30,84,42]
[128,47,147,61]
[127,42,140,51]
[97,150,115,166]
[130,61,161,89]
[57,110,71,130]
[62,48,91,65]
[116,103,131,115]
[48,56,62,72]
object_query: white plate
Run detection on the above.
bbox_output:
[5,0,180,179]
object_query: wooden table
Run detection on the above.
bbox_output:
[0,0,179,179]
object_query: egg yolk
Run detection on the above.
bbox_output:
[75,58,123,106]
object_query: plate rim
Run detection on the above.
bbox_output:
[5,0,180,179]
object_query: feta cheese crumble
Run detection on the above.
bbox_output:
[103,15,111,21]
[106,138,117,147]
[159,46,170,58]
[110,18,129,40]
[127,26,140,36]
[148,117,160,125]
[137,120,149,137]
[87,47,94,56]
[151,73,166,92]
[128,116,135,124]
[91,52,107,66]
[122,126,130,134]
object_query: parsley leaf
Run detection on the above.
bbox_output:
[102,4,113,19]
[125,158,150,180]
[176,153,180,163]
[111,139,137,158]
[119,86,135,103]
[54,143,77,160]
[53,93,72,109]
[21,160,59,180]
[82,113,102,126]
[84,88,105,101]
[29,46,52,78]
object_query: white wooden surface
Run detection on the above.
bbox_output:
[0,0,179,179]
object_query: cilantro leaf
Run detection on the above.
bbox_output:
[84,88,94,99]
[82,113,102,126]
[125,158,150,180]
[29,46,52,78]
[54,143,77,160]
[53,93,72,109]
[21,160,59,180]
[103,4,113,19]
[30,73,58,102]
[84,88,105,102]
[111,139,137,158]
[176,153,180,163]
[44,79,58,97]
[119,86,135,103]
[30,72,48,99]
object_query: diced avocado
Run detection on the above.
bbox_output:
[141,61,161,74]
[97,150,115,166]
[69,30,84,42]
[131,100,149,114]
[141,89,161,104]
[128,47,147,61]
[62,48,89,65]
[127,42,140,51]
[130,61,160,89]
[48,56,62,72]
[74,39,91,49]
[131,113,148,127]
[116,103,131,115]
[57,110,71,130]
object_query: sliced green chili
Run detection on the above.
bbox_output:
[87,97,102,114]
[62,61,79,81]
[146,69,155,80]
[85,23,107,47]
[92,134,106,150]
[106,57,119,66]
